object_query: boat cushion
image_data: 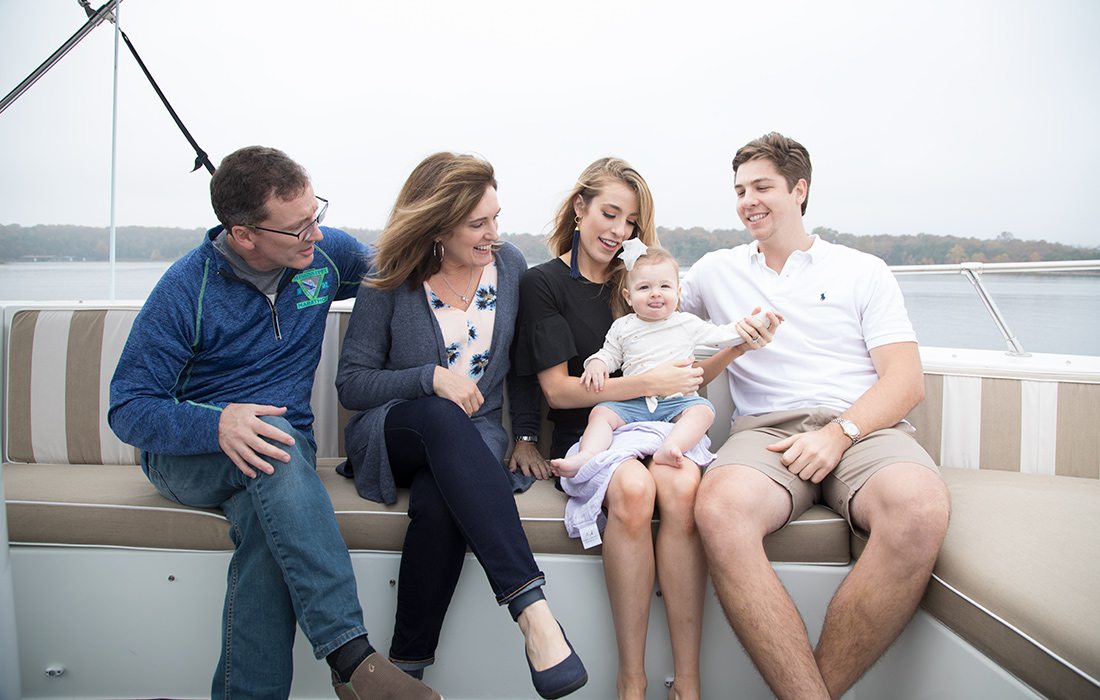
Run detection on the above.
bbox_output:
[853,467,1100,698]
[2,459,850,563]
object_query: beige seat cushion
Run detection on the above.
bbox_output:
[4,460,850,563]
[851,467,1100,699]
[3,462,230,550]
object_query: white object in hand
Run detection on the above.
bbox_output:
[727,312,772,347]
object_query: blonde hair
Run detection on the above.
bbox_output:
[367,153,497,289]
[614,247,680,318]
[548,157,660,316]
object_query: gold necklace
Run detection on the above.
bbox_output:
[438,266,475,303]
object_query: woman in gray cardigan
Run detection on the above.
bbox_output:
[336,153,587,699]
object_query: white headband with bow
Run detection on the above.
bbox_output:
[618,238,649,271]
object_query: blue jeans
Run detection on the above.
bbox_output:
[384,397,545,670]
[144,416,367,699]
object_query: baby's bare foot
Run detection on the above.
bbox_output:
[652,443,684,468]
[550,451,593,478]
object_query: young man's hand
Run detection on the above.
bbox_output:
[766,424,850,483]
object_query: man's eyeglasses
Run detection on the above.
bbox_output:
[250,196,329,241]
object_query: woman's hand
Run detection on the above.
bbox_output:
[581,359,610,392]
[641,358,705,397]
[508,440,552,480]
[433,366,484,416]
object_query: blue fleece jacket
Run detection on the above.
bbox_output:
[108,226,369,458]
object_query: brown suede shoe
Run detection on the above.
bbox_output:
[332,652,443,700]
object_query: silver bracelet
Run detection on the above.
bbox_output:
[513,435,539,443]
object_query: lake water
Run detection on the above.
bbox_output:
[1,261,1097,356]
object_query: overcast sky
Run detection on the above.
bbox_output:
[2,0,1098,247]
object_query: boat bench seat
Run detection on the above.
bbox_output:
[873,467,1100,698]
[4,306,1099,699]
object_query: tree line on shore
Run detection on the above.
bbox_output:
[1,223,1096,266]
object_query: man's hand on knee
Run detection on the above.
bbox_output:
[218,403,294,478]
[767,428,847,484]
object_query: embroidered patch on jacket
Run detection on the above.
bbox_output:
[293,268,331,309]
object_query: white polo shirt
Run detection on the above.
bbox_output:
[680,236,916,419]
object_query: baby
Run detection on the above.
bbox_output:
[551,240,775,476]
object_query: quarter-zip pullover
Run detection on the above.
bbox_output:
[109,225,369,459]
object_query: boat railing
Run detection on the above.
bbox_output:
[889,259,1100,357]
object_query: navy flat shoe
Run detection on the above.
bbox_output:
[528,624,588,699]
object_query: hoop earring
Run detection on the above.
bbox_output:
[433,240,444,262]
[569,217,581,280]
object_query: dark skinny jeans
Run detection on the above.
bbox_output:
[384,396,545,669]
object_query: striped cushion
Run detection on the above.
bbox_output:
[4,306,356,465]
[10,306,1099,480]
[307,307,353,459]
[906,374,1100,478]
[6,309,141,465]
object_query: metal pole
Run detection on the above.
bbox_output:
[108,2,120,300]
[959,263,1029,356]
[0,0,124,116]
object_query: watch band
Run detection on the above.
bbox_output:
[830,417,861,445]
[513,435,539,443]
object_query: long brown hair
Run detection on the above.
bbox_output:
[367,152,497,289]
[548,158,660,316]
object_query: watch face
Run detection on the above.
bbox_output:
[841,420,859,438]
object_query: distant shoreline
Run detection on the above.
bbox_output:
[2,263,1096,356]
[1,223,1098,267]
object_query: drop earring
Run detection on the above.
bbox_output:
[569,216,581,280]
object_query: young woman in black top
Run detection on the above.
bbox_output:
[511,158,774,700]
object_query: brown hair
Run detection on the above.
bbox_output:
[731,132,812,215]
[613,246,680,318]
[548,157,660,314]
[548,157,659,256]
[367,153,497,289]
[210,146,310,229]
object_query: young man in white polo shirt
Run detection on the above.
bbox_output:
[680,132,951,699]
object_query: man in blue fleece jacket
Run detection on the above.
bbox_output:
[109,146,440,700]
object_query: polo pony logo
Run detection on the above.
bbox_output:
[293,267,331,309]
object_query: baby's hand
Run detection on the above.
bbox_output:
[581,359,610,392]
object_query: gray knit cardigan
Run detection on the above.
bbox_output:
[335,242,531,503]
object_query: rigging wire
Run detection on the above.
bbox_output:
[77,0,215,174]
[2,1,215,175]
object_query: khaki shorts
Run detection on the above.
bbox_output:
[711,408,939,530]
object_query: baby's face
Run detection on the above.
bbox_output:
[623,260,679,321]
